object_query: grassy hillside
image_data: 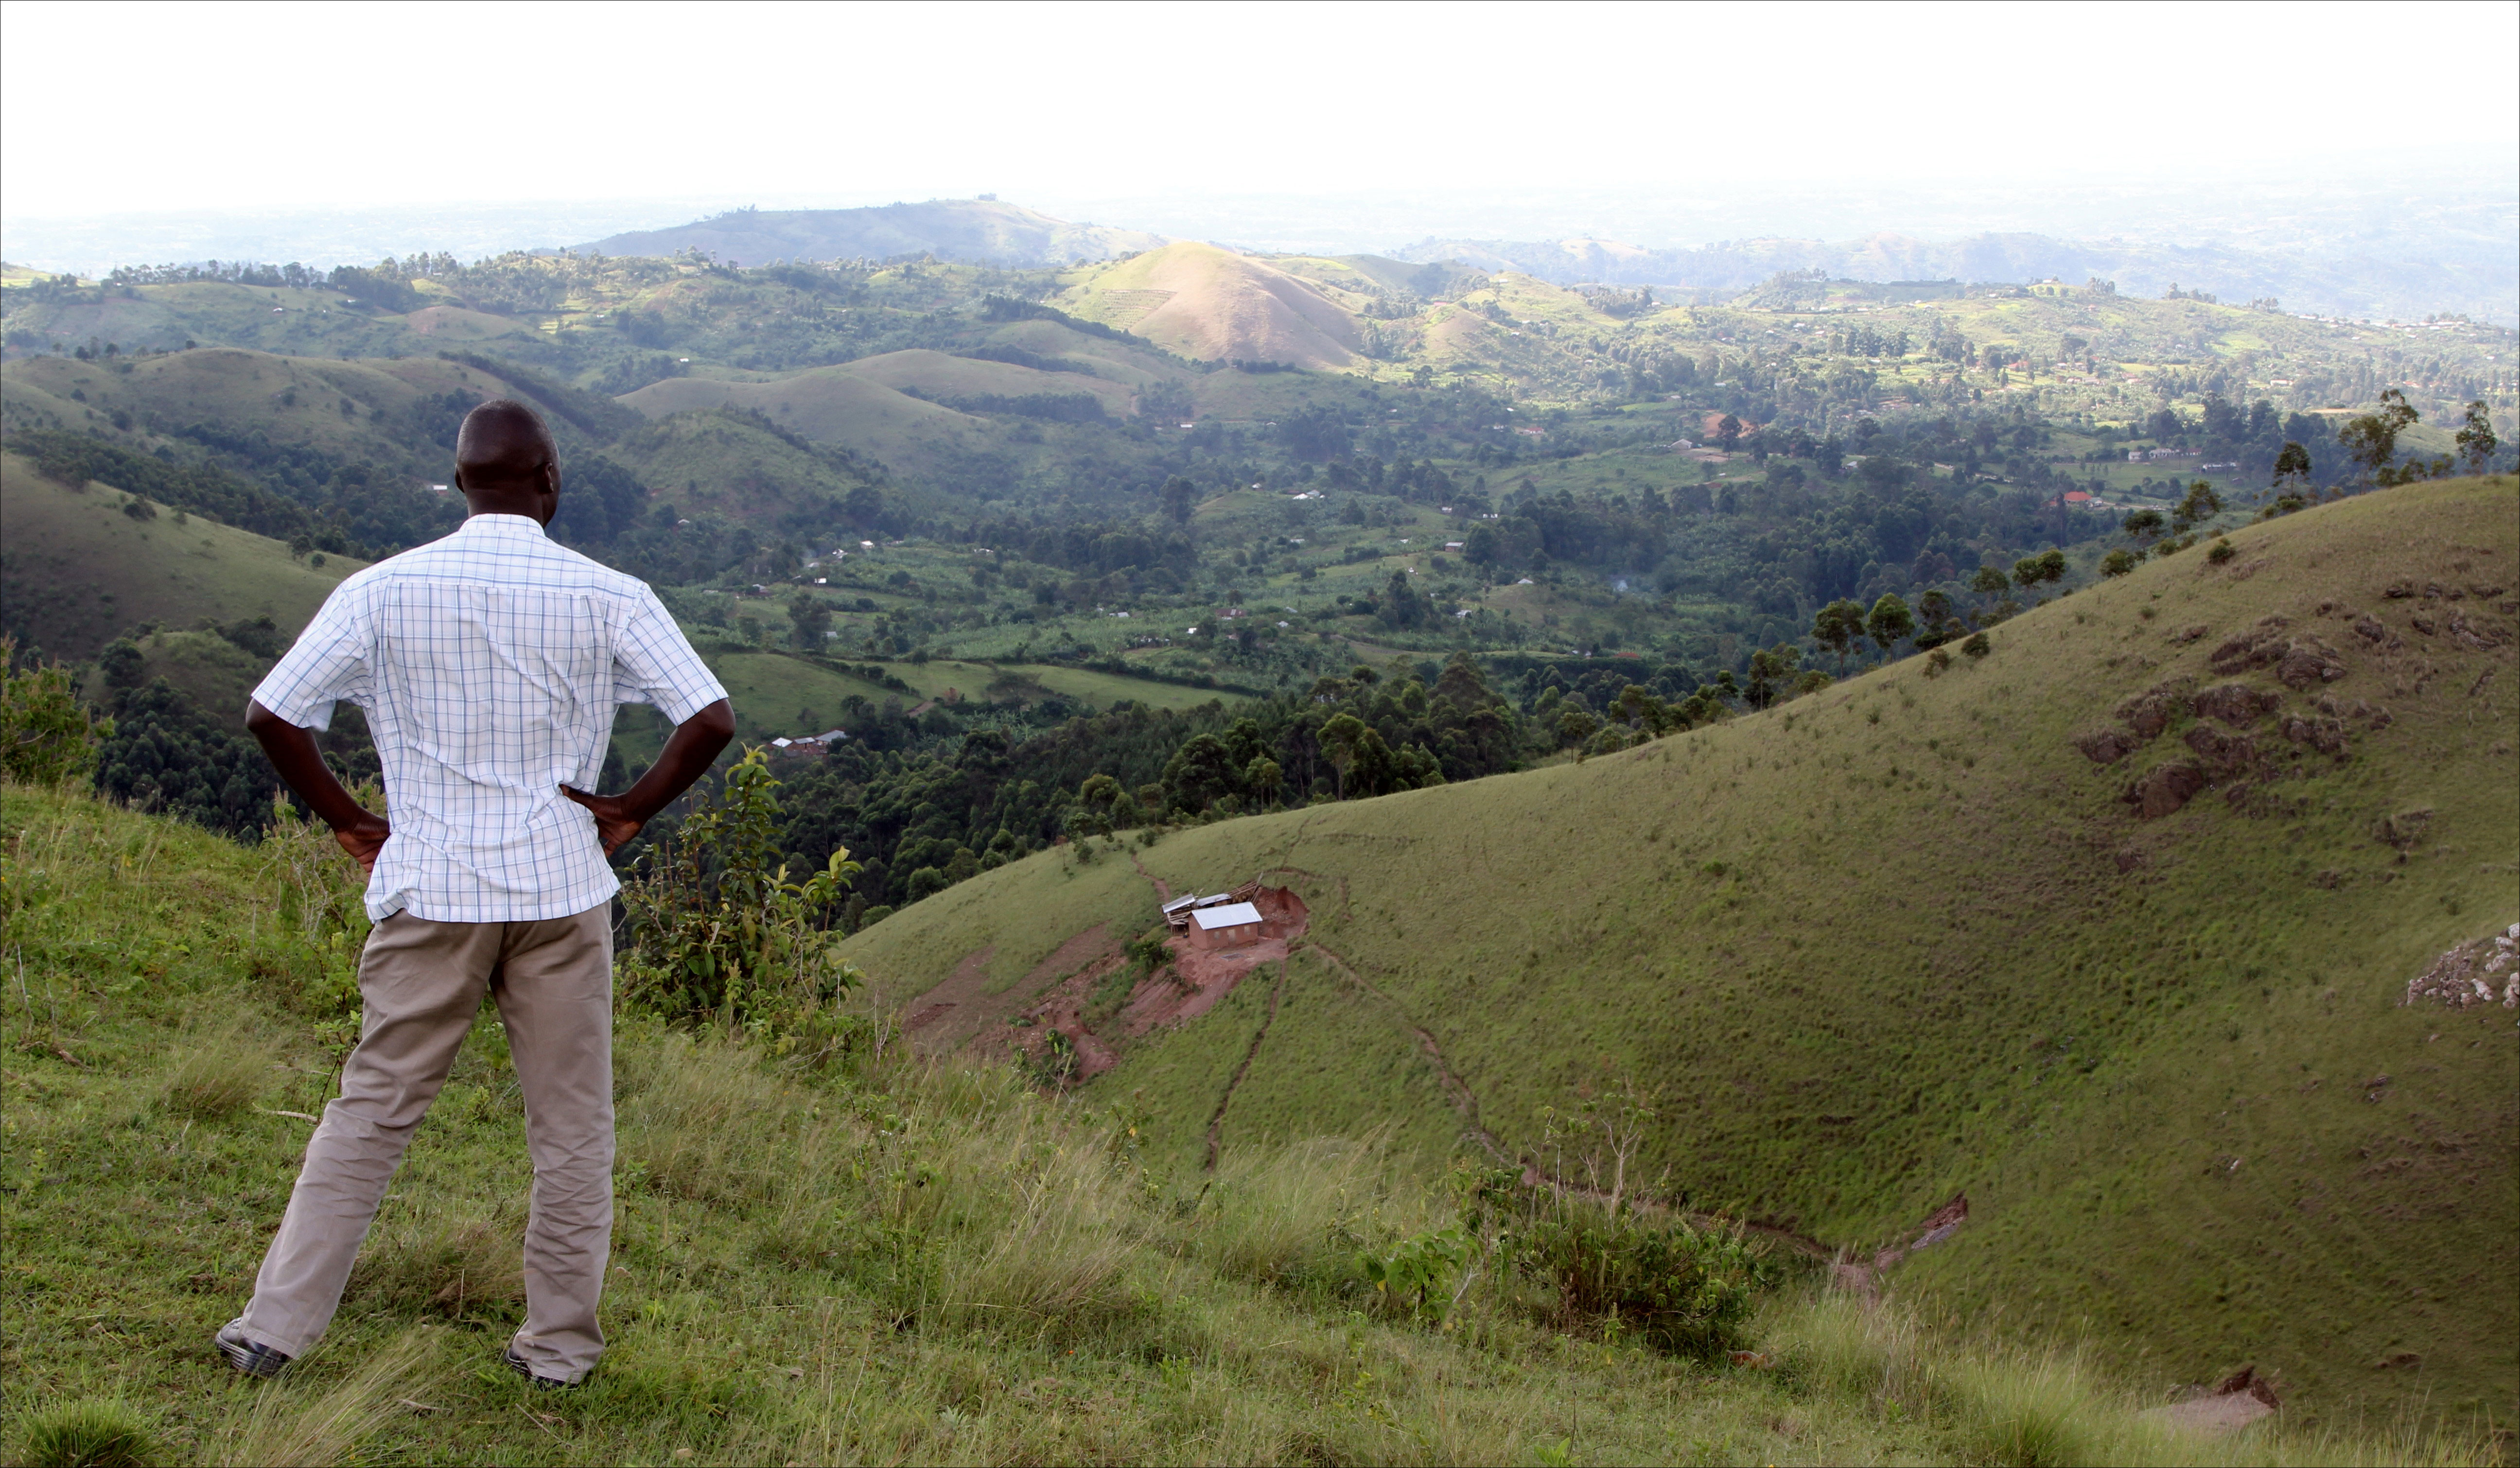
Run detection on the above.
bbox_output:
[1057,244,1364,370]
[836,348,1138,416]
[0,450,363,661]
[841,476,2520,1414]
[3,791,2492,1467]
[619,367,990,473]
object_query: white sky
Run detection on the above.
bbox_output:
[3,0,2514,221]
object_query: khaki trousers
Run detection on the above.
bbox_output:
[239,906,614,1382]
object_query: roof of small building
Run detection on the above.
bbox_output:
[1190,902,1263,931]
[1161,894,1200,914]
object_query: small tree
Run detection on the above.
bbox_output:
[618,748,863,1037]
[788,595,832,650]
[1714,414,1743,453]
[2271,440,2314,490]
[1968,564,2011,602]
[1864,593,1915,659]
[2120,507,2166,546]
[1960,630,1992,660]
[2455,401,2499,475]
[2100,548,2139,577]
[2012,549,2066,590]
[2338,389,2420,483]
[2170,481,2222,534]
[1811,598,1865,673]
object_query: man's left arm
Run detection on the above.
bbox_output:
[561,699,733,855]
[561,586,735,856]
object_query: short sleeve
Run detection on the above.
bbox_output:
[612,585,728,724]
[249,581,373,730]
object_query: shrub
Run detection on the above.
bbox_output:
[18,1399,161,1468]
[0,638,112,786]
[2207,538,2236,564]
[618,748,864,1032]
[1960,630,1992,660]
[1505,1205,1768,1356]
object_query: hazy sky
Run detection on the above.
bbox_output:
[5,0,2514,224]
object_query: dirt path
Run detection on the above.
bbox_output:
[1304,939,1511,1165]
[1103,858,1934,1287]
[1204,959,1289,1171]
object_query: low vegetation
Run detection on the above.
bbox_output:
[0,781,2497,1466]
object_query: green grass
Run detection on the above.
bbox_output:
[2,782,2495,1465]
[0,450,364,661]
[843,477,2520,1415]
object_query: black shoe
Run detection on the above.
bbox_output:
[503,1346,576,1390]
[215,1320,291,1379]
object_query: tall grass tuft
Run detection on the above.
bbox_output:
[17,1398,161,1468]
[159,1029,274,1120]
[344,1204,525,1314]
[212,1328,444,1468]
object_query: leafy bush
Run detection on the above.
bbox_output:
[1505,1206,1768,1357]
[619,749,866,1049]
[0,638,111,786]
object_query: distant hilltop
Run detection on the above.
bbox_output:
[577,197,1167,268]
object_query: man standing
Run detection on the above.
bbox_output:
[220,399,734,1387]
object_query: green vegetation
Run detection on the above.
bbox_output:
[2,781,2496,1466]
[845,478,2520,1414]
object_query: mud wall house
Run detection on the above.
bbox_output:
[1188,901,1263,950]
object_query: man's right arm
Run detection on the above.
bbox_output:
[560,699,734,855]
[247,700,391,873]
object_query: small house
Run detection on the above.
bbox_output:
[1188,902,1264,949]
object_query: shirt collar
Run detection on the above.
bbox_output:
[460,513,550,538]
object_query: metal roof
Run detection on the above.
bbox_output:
[1160,894,1200,914]
[1190,902,1263,930]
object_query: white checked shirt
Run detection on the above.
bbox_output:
[251,514,728,924]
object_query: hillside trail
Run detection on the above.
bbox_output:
[1121,858,1932,1290]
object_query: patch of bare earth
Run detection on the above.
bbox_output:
[902,926,1118,1060]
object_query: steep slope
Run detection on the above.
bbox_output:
[841,477,2520,1409]
[579,198,1165,265]
[1056,243,1363,369]
[0,450,364,660]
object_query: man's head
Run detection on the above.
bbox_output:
[454,399,560,524]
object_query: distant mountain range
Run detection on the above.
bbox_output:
[1386,231,2517,324]
[577,198,1166,267]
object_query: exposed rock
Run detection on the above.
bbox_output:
[2352,613,2389,643]
[2315,695,2391,730]
[2208,617,2291,674]
[2168,623,2210,645]
[2127,760,2207,819]
[2403,925,2520,1010]
[2115,679,2193,739]
[2192,683,2280,726]
[2384,578,2418,599]
[2411,612,2438,636]
[2114,846,2147,873]
[2278,715,2350,757]
[2445,609,2509,650]
[2275,637,2348,689]
[2183,725,2260,778]
[2075,729,2138,765]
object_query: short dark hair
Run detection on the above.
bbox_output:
[455,398,556,475]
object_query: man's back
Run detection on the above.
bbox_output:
[252,513,724,923]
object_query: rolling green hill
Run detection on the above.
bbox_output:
[619,366,991,474]
[840,476,2520,1412]
[0,449,364,661]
